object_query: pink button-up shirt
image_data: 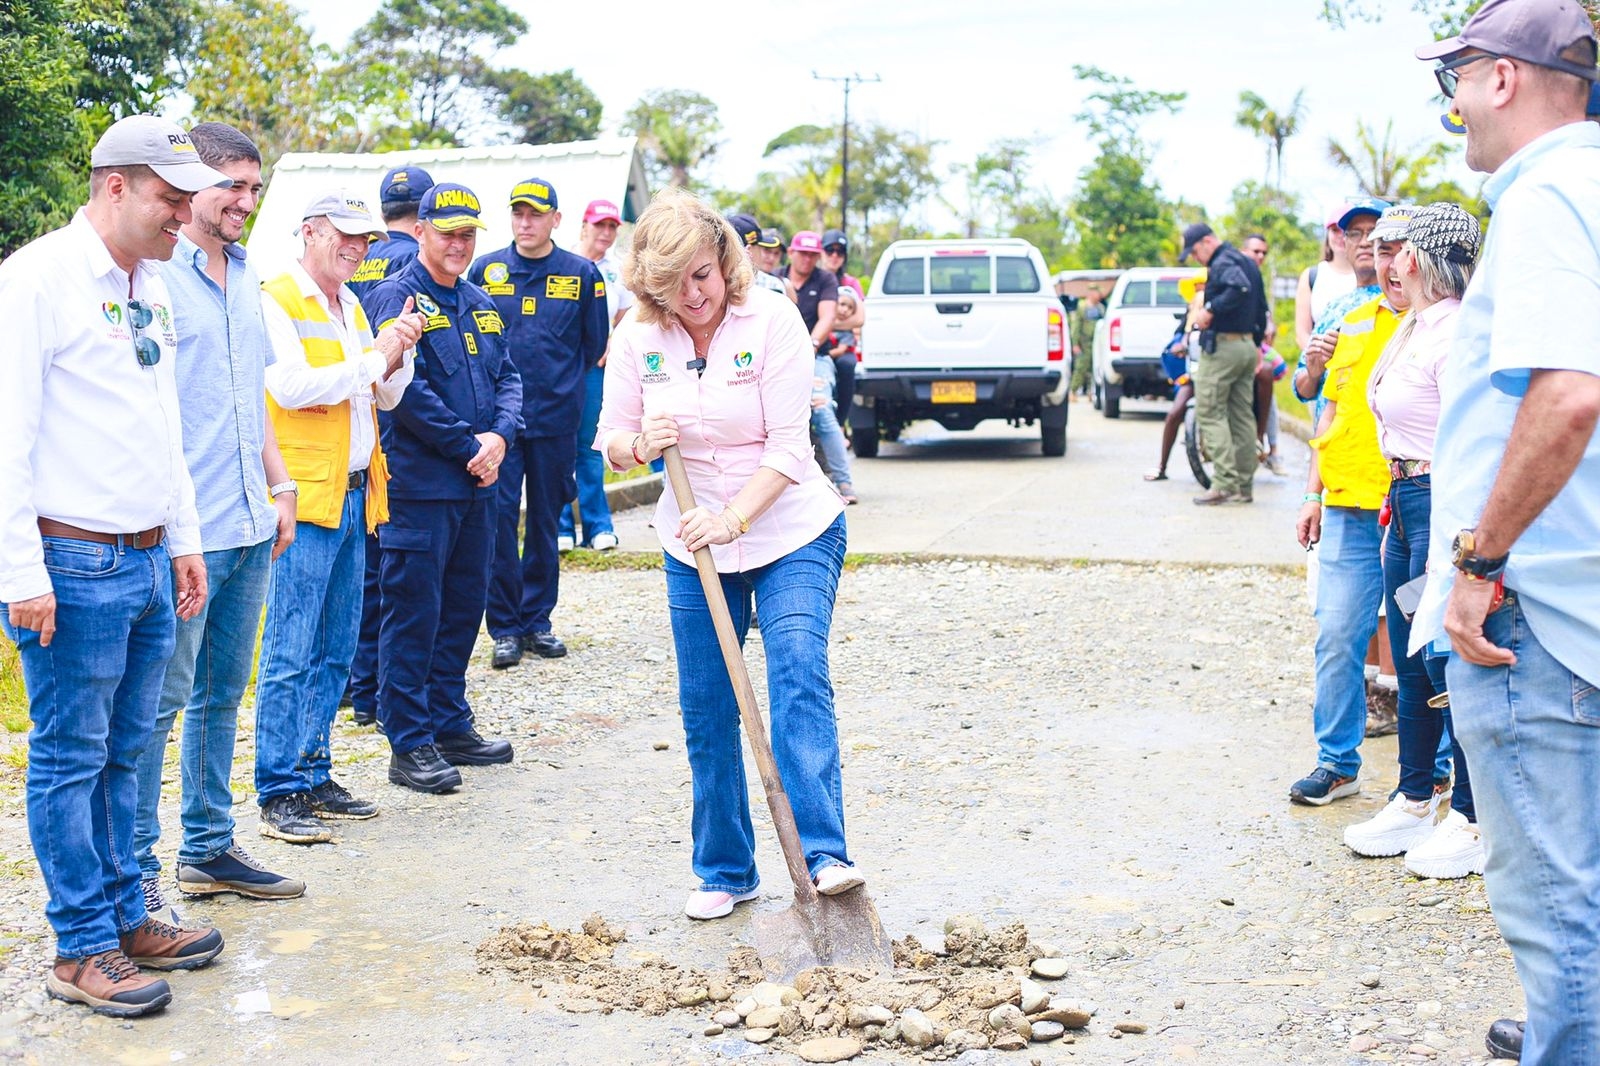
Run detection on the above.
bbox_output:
[596,287,845,572]
[1369,296,1460,461]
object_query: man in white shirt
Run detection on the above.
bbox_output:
[0,114,231,1018]
[254,192,425,846]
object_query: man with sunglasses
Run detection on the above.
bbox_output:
[255,192,426,843]
[1410,2,1600,1062]
[0,114,233,1017]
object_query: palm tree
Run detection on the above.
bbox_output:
[1326,120,1454,201]
[1235,89,1307,188]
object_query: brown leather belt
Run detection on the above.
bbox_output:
[347,469,366,490]
[38,518,165,549]
[1389,458,1431,479]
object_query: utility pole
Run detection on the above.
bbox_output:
[812,71,880,241]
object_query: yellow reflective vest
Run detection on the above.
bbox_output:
[1310,295,1401,510]
[260,273,391,533]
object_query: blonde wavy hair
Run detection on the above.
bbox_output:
[623,188,752,327]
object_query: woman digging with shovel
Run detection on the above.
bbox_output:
[594,189,866,927]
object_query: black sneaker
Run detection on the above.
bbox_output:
[351,707,377,727]
[522,632,567,658]
[1486,1018,1523,1060]
[388,744,463,794]
[178,843,305,899]
[436,727,514,766]
[1289,767,1361,806]
[491,636,523,669]
[306,779,379,820]
[258,793,334,844]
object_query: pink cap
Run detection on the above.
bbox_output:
[789,230,823,253]
[1325,201,1352,229]
[584,199,622,225]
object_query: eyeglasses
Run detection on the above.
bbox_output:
[127,299,160,367]
[1434,52,1499,99]
[1342,225,1376,243]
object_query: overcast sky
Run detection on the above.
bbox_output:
[304,0,1475,231]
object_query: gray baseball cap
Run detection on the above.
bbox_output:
[1416,0,1598,82]
[89,115,232,192]
[1371,204,1420,243]
[297,191,386,239]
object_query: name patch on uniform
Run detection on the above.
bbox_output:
[464,333,478,355]
[546,275,581,300]
[484,283,515,296]
[422,315,451,332]
[522,296,537,316]
[472,310,503,334]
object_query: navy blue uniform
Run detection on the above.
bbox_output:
[347,229,419,721]
[467,244,608,641]
[364,258,522,755]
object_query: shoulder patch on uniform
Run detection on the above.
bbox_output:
[595,280,607,298]
[546,275,581,300]
[484,262,510,285]
[415,292,440,317]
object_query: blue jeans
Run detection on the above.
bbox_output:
[663,514,850,893]
[347,531,382,721]
[3,537,174,957]
[254,486,365,803]
[1383,477,1470,813]
[134,538,272,874]
[812,404,853,488]
[560,365,613,545]
[1312,506,1382,778]
[1449,594,1600,1065]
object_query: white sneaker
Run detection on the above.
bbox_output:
[1404,810,1485,879]
[684,887,759,920]
[557,535,575,554]
[1343,793,1440,857]
[589,532,619,551]
[814,864,864,896]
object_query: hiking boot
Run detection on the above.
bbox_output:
[1404,810,1486,879]
[523,632,567,658]
[140,875,184,926]
[120,914,224,971]
[1486,1018,1523,1060]
[1289,767,1360,806]
[178,843,306,900]
[436,727,513,766]
[47,950,171,1018]
[1343,793,1439,857]
[307,779,379,820]
[259,793,334,844]
[351,707,377,726]
[389,744,463,794]
[491,636,522,669]
[1192,489,1236,506]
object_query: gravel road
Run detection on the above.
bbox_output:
[0,411,1520,1065]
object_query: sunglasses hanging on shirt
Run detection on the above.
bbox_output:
[687,357,706,376]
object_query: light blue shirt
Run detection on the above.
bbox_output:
[1411,120,1600,686]
[158,234,277,552]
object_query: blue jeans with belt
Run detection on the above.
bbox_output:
[1449,594,1600,1065]
[254,485,365,804]
[134,537,273,873]
[3,537,175,957]
[663,514,850,893]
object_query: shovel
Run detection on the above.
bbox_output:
[661,445,892,981]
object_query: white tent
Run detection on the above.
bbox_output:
[246,137,649,278]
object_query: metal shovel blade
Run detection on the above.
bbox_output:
[752,888,894,983]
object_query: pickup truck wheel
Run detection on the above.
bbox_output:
[1091,381,1103,410]
[1042,422,1067,457]
[853,426,880,458]
[1102,382,1122,419]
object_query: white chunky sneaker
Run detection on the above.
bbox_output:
[1404,810,1486,879]
[589,532,619,551]
[1343,793,1439,857]
[814,864,865,896]
[684,887,759,920]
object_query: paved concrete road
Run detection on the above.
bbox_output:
[609,398,1312,567]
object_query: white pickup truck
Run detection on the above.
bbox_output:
[850,238,1069,457]
[1089,266,1204,418]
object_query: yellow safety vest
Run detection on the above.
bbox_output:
[260,273,390,533]
[1310,296,1400,510]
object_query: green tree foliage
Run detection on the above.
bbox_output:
[488,68,602,145]
[1,0,94,256]
[349,0,528,145]
[1218,181,1319,279]
[1235,89,1306,188]
[1326,119,1473,206]
[625,89,723,190]
[73,0,199,121]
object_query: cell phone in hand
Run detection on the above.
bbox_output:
[1394,574,1429,623]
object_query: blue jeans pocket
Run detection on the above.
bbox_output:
[1574,673,1600,727]
[41,538,116,578]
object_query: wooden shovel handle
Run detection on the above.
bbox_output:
[661,445,817,904]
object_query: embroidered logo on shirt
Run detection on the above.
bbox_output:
[484,263,510,285]
[522,296,537,315]
[152,303,176,345]
[645,353,663,373]
[472,309,503,334]
[733,351,753,368]
[546,275,581,300]
[641,351,670,385]
[416,292,441,317]
[102,302,123,326]
[464,333,478,355]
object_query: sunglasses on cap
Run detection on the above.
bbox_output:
[1434,52,1500,99]
[128,299,160,367]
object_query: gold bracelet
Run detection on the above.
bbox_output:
[725,503,751,534]
[722,511,740,538]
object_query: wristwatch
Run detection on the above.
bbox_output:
[1451,528,1508,581]
[268,480,299,499]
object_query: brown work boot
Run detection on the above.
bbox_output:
[120,913,225,971]
[47,950,172,1017]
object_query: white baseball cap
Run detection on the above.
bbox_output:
[298,191,386,239]
[90,115,232,193]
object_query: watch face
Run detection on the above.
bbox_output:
[1452,529,1473,566]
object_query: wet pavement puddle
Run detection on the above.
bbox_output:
[233,987,329,1018]
[264,929,324,954]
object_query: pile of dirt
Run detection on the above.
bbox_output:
[477,914,1104,1059]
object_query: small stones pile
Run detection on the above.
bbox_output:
[480,913,1114,1060]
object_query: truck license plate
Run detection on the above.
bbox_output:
[931,381,976,404]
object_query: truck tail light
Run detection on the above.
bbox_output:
[1109,317,1122,352]
[1047,307,1064,361]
